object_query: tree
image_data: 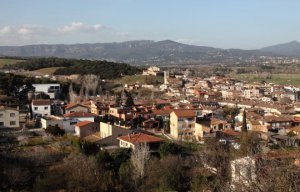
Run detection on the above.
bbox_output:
[242,110,247,132]
[125,90,135,106]
[131,143,150,180]
[45,125,65,136]
[159,142,181,157]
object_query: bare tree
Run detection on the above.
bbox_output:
[131,143,150,180]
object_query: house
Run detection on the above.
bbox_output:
[170,110,196,140]
[65,103,90,114]
[32,84,61,99]
[41,115,78,133]
[109,106,132,121]
[99,121,132,146]
[142,66,160,76]
[63,112,97,122]
[117,133,164,150]
[74,121,99,138]
[90,101,109,116]
[31,99,51,117]
[0,106,20,128]
[194,122,211,141]
[263,115,294,129]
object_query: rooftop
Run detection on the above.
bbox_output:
[75,120,94,127]
[118,133,164,144]
[64,112,97,118]
[32,99,51,106]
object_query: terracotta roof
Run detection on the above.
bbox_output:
[264,115,294,122]
[65,103,89,110]
[64,112,97,118]
[223,129,240,136]
[32,99,50,106]
[75,120,93,127]
[173,110,196,117]
[0,105,18,111]
[118,133,163,144]
[152,109,173,115]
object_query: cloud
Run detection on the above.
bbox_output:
[0,26,12,35]
[57,22,105,33]
[0,22,126,46]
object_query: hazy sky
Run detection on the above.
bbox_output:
[0,0,299,49]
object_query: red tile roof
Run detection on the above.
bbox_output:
[64,112,97,118]
[32,99,50,106]
[65,103,89,110]
[75,121,93,127]
[118,133,164,144]
[173,110,196,117]
[222,129,240,136]
[152,109,173,115]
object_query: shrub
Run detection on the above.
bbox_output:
[45,125,65,136]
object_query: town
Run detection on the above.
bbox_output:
[1,63,300,191]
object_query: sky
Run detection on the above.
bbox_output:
[0,0,300,49]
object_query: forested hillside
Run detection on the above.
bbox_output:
[4,58,141,79]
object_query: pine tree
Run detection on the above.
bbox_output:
[242,110,247,132]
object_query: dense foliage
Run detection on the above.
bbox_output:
[54,60,141,79]
[6,58,73,71]
[4,57,141,79]
[45,125,65,136]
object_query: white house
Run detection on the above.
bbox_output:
[63,112,97,122]
[41,115,78,133]
[31,99,51,117]
[32,84,61,99]
[0,106,20,128]
[117,133,163,150]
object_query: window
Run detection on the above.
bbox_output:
[10,113,15,117]
[44,107,48,110]
[0,113,3,118]
[10,121,16,126]
[0,122,4,126]
[34,107,38,110]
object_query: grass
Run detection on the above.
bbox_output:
[231,73,300,86]
[114,75,164,85]
[0,58,25,68]
[33,67,62,75]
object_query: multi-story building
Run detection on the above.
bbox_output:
[0,106,20,128]
[170,110,196,140]
[32,84,61,99]
[31,99,51,117]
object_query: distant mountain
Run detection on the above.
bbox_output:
[261,41,300,57]
[0,40,277,65]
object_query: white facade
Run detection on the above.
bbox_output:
[33,84,61,99]
[32,104,51,117]
[100,122,113,138]
[41,116,78,133]
[119,139,135,149]
[0,107,20,128]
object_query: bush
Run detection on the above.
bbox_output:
[45,125,65,136]
[159,142,182,157]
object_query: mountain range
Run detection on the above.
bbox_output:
[0,40,299,65]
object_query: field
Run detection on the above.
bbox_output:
[232,73,300,86]
[33,67,62,75]
[0,58,25,68]
[114,75,164,85]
